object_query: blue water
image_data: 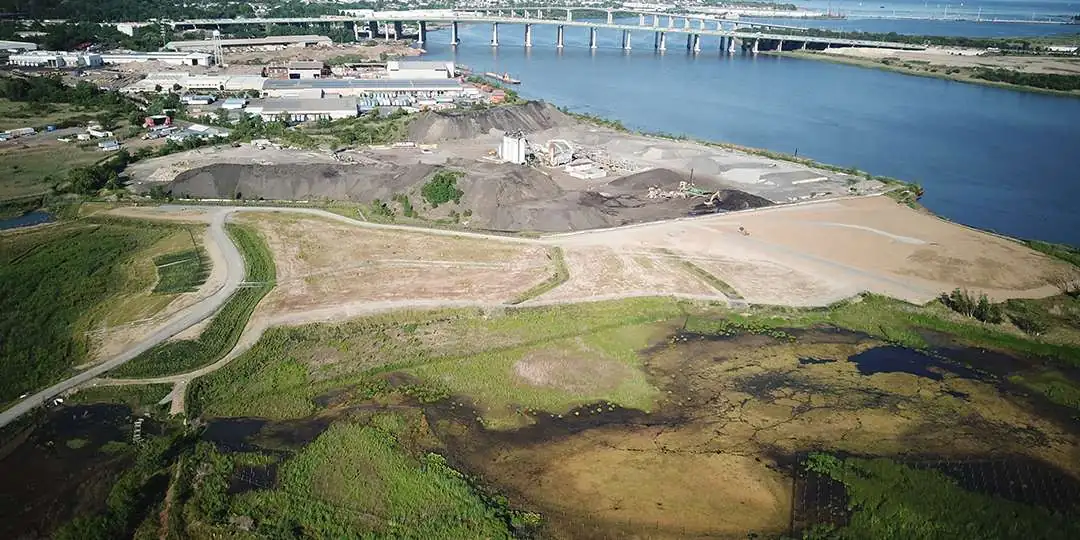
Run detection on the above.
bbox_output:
[424,21,1080,245]
[793,0,1080,20]
[0,210,52,230]
[746,16,1080,36]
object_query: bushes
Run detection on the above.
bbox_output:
[421,169,464,208]
[940,288,1003,324]
[972,68,1080,92]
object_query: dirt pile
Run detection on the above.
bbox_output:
[168,163,435,202]
[407,101,573,143]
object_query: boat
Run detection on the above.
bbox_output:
[484,71,521,84]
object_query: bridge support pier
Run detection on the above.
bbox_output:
[728,37,737,54]
[668,16,674,28]
[450,21,459,45]
[698,18,705,30]
[653,14,659,27]
[589,27,598,49]
[659,31,666,51]
[683,17,690,29]
[686,33,692,50]
[777,39,783,52]
[417,21,426,46]
[752,38,759,54]
[393,21,403,40]
[556,25,564,48]
[368,20,378,39]
[524,24,532,47]
[692,34,701,53]
[622,30,632,50]
[639,14,645,25]
[607,10,613,24]
[800,40,807,50]
[566,9,572,22]
[351,22,361,42]
[490,23,499,46]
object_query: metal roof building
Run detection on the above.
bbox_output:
[262,78,466,98]
[165,35,333,52]
[245,98,359,122]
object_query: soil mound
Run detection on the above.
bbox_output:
[407,101,572,143]
[168,163,436,201]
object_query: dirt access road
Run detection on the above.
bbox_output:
[0,209,246,429]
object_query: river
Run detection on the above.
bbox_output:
[421,20,1080,246]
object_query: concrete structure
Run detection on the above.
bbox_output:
[386,60,455,79]
[100,51,213,66]
[246,98,359,122]
[182,95,216,105]
[165,35,332,52]
[262,78,466,99]
[500,131,528,165]
[155,11,925,53]
[167,123,231,142]
[221,98,247,110]
[7,51,102,68]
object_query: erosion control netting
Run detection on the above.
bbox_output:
[792,454,1080,532]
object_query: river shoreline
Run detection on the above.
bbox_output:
[771,49,1080,98]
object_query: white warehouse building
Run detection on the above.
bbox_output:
[386,60,456,79]
[99,52,213,66]
[244,98,359,122]
[8,51,102,68]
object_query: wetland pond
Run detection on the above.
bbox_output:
[190,328,1080,538]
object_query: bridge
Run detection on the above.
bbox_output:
[151,9,925,54]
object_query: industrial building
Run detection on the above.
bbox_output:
[285,60,328,79]
[7,51,103,68]
[244,98,359,122]
[99,52,214,66]
[0,40,38,52]
[385,60,456,79]
[122,73,267,94]
[165,35,333,52]
[262,78,468,100]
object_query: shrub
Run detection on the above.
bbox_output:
[1005,300,1052,336]
[940,288,1002,324]
[421,169,464,208]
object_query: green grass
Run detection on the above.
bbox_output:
[187,422,513,538]
[109,224,276,378]
[0,143,104,200]
[65,438,90,449]
[1027,240,1080,268]
[0,99,99,131]
[509,247,569,304]
[69,384,172,411]
[188,298,686,421]
[152,248,210,294]
[408,324,660,429]
[0,220,175,404]
[1009,370,1080,411]
[803,453,1080,539]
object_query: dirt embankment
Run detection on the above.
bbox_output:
[407,101,574,143]
[169,163,436,202]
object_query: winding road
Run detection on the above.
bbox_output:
[0,209,247,429]
[0,194,972,427]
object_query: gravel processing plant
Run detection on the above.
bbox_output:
[128,102,885,233]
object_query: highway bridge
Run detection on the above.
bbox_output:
[144,9,925,53]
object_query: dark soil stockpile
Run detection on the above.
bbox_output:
[407,101,574,143]
[169,163,436,202]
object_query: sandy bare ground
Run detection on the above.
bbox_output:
[541,246,724,302]
[550,196,1067,305]
[822,46,1080,75]
[238,212,552,315]
[126,145,341,186]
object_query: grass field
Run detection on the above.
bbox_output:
[0,142,104,200]
[228,421,511,537]
[0,220,176,404]
[69,384,172,413]
[804,453,1080,539]
[187,298,686,421]
[0,99,99,132]
[152,248,209,294]
[109,224,275,378]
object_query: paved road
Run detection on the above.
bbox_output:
[0,209,246,429]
